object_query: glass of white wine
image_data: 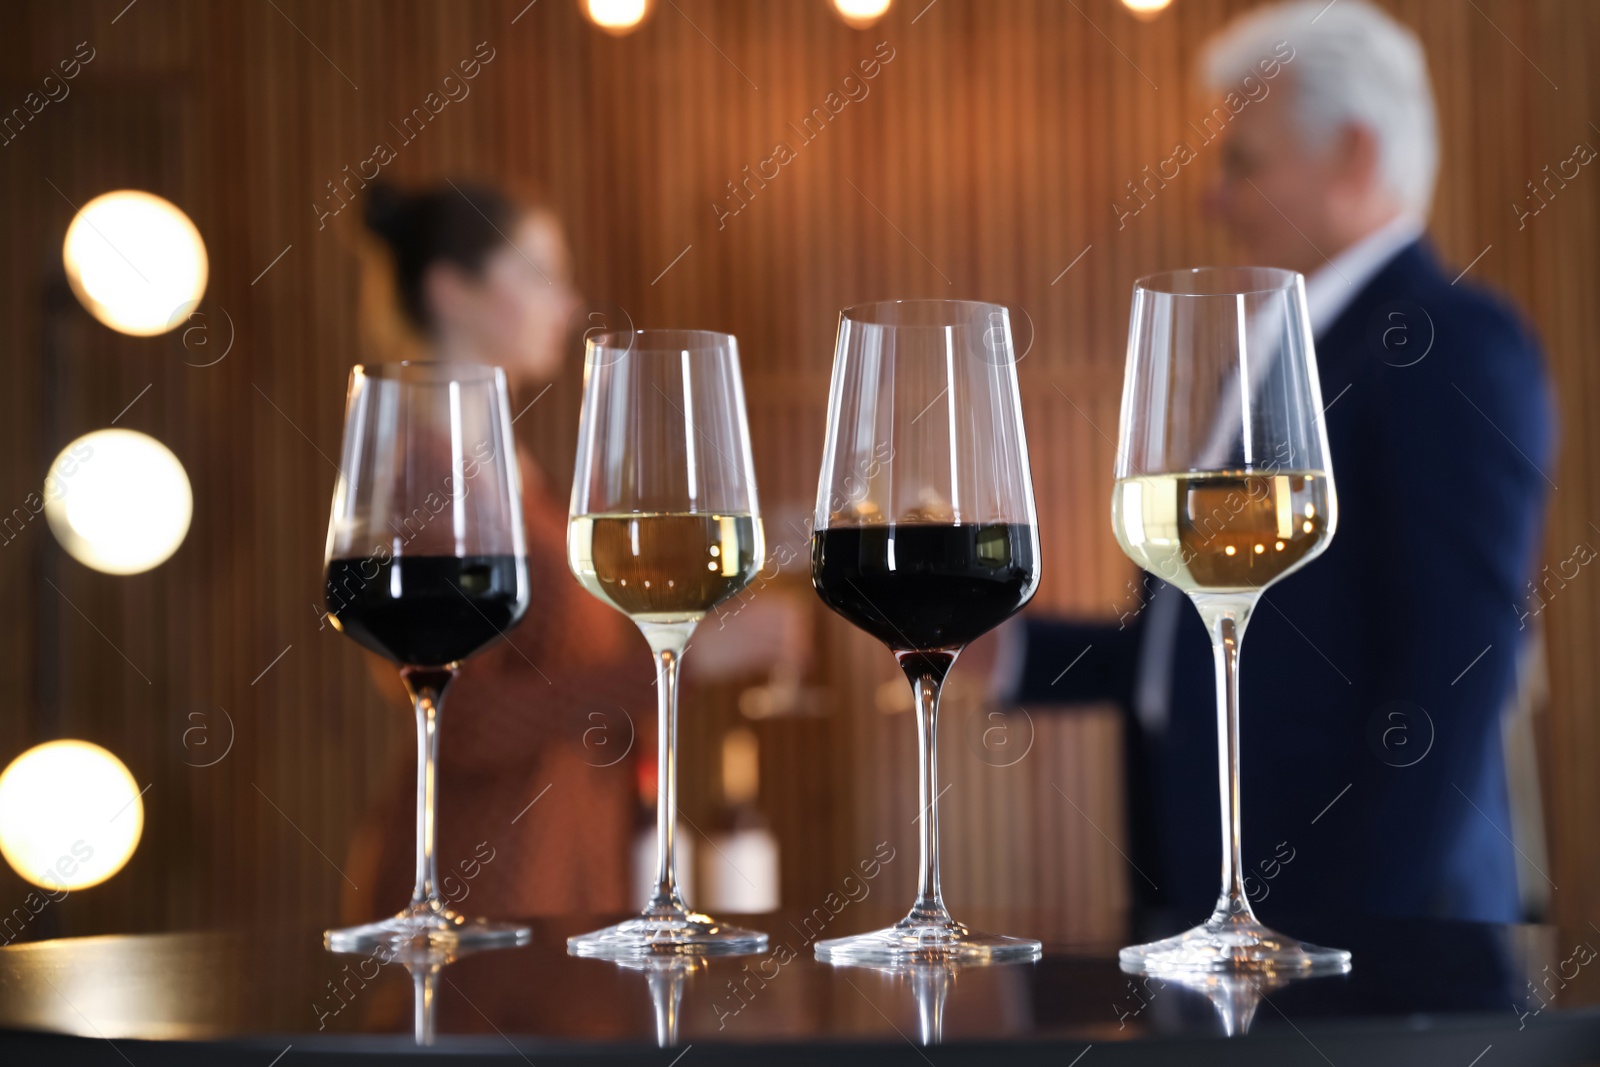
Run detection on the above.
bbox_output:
[1112,267,1350,976]
[567,328,768,958]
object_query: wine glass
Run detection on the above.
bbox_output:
[810,299,1042,964]
[1112,267,1350,975]
[567,329,768,957]
[323,361,531,952]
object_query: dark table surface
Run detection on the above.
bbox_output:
[2,911,1599,1065]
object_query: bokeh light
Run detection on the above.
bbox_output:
[832,0,892,28]
[62,190,208,337]
[1121,0,1173,18]
[43,429,193,575]
[583,0,649,35]
[0,741,144,892]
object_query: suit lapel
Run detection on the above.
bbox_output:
[1313,240,1437,382]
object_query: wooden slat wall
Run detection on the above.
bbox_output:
[0,0,1595,942]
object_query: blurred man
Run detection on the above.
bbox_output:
[1004,0,1553,922]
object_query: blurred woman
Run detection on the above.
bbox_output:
[343,180,650,920]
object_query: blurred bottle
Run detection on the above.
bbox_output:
[632,753,694,906]
[699,727,780,913]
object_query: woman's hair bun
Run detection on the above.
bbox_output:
[363,181,407,244]
[360,179,521,332]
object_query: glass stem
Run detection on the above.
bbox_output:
[643,622,695,913]
[401,666,456,914]
[1200,601,1255,924]
[899,651,957,924]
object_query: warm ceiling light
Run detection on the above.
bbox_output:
[62,189,208,337]
[1121,0,1173,18]
[583,0,649,35]
[832,0,891,28]
[43,429,193,575]
[0,740,144,892]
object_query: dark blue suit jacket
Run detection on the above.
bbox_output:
[1018,241,1554,923]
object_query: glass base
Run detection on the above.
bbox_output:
[1119,908,1350,976]
[568,905,768,959]
[815,914,1042,965]
[325,904,531,953]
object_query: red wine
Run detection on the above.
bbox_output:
[810,523,1037,652]
[325,554,529,667]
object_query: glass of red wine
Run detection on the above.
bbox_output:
[322,361,531,952]
[810,300,1042,964]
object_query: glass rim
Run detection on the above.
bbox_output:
[839,298,1006,326]
[585,328,736,353]
[1133,266,1302,298]
[353,360,504,383]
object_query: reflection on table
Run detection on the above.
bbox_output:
[0,913,1589,1064]
[612,955,704,1047]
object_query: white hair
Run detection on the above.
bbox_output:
[1200,0,1439,217]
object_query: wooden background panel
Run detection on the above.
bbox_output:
[0,0,1594,948]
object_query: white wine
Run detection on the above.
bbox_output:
[568,512,764,624]
[1112,471,1333,594]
